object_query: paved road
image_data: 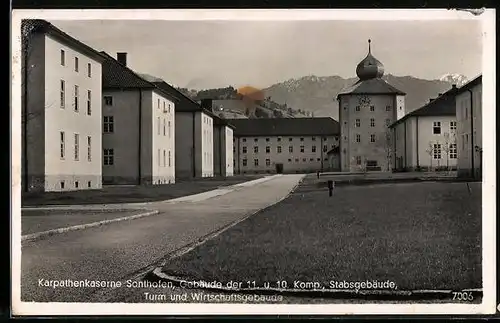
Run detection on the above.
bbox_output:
[20,174,304,303]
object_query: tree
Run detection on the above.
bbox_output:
[425,142,435,171]
[383,129,393,171]
[442,132,456,171]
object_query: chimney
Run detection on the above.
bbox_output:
[201,98,213,112]
[117,52,127,66]
[452,84,457,89]
[438,93,443,96]
[429,98,435,102]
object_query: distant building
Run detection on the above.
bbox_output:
[336,40,406,172]
[389,86,459,171]
[153,81,218,178]
[21,19,105,192]
[101,52,176,185]
[455,75,482,178]
[228,118,340,174]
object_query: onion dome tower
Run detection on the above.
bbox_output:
[355,39,385,81]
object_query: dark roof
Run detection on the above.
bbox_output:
[101,52,156,89]
[213,115,236,130]
[389,86,459,128]
[23,19,106,62]
[327,146,340,155]
[453,75,482,96]
[337,78,406,98]
[226,117,340,137]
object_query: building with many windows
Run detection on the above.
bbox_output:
[101,52,176,185]
[228,118,340,174]
[21,19,105,192]
[389,85,459,171]
[336,40,406,172]
[455,75,482,178]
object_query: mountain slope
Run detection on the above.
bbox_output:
[263,74,462,119]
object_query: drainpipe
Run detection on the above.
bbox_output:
[404,121,407,169]
[416,117,420,168]
[192,111,196,178]
[22,40,29,192]
[137,89,142,185]
[466,89,475,178]
[320,137,324,172]
[392,127,396,170]
[219,127,223,176]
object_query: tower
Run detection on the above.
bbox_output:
[336,39,406,172]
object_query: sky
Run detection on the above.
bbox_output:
[51,19,483,90]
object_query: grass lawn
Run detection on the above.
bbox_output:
[161,181,482,292]
[22,175,266,206]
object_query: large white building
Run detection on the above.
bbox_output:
[455,75,482,179]
[101,53,176,185]
[21,19,105,192]
[336,40,406,172]
[228,118,340,174]
[389,86,459,171]
[152,81,219,178]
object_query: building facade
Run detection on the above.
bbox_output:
[213,117,235,177]
[455,75,482,178]
[390,86,459,171]
[336,40,406,172]
[153,80,218,178]
[101,53,176,185]
[22,20,105,192]
[229,118,340,174]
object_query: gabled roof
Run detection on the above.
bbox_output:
[337,78,406,98]
[226,117,340,137]
[389,86,459,128]
[22,19,106,62]
[453,74,482,96]
[214,115,236,130]
[101,52,156,89]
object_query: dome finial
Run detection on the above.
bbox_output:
[368,39,371,53]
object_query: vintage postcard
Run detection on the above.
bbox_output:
[11,8,496,316]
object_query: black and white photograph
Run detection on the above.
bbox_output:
[11,9,496,316]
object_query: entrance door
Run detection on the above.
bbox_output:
[275,163,284,174]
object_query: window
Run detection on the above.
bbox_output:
[157,99,160,110]
[163,150,166,167]
[74,57,79,72]
[386,105,391,111]
[450,144,457,159]
[355,119,360,127]
[254,159,259,166]
[157,117,161,135]
[300,138,304,142]
[242,159,247,166]
[310,158,314,161]
[465,107,468,119]
[265,146,270,153]
[60,131,65,159]
[288,159,292,162]
[103,149,114,165]
[103,116,114,133]
[168,150,171,166]
[254,146,258,153]
[312,146,316,152]
[356,134,361,143]
[60,181,65,189]
[433,121,441,134]
[302,158,306,162]
[60,80,65,109]
[277,146,282,153]
[277,137,282,142]
[266,138,270,142]
[163,119,166,136]
[87,90,92,115]
[323,137,328,141]
[266,159,270,166]
[74,85,79,112]
[104,96,113,106]
[87,63,92,77]
[242,138,246,142]
[300,145,305,153]
[370,118,375,127]
[433,143,442,159]
[254,138,258,142]
[60,49,65,66]
[87,136,92,162]
[289,138,293,142]
[386,118,391,126]
[74,133,79,161]
[163,101,166,113]
[75,181,79,188]
[323,145,328,152]
[450,121,457,131]
[355,106,360,112]
[312,137,316,141]
[370,134,376,143]
[370,105,375,112]
[356,156,362,165]
[168,121,171,138]
[242,146,247,154]
[289,146,293,153]
[465,134,469,145]
[87,181,91,188]
[295,158,299,162]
